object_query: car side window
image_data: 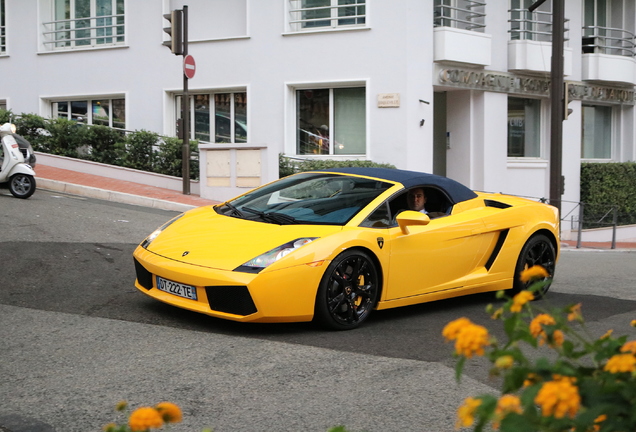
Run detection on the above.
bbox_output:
[360,202,391,228]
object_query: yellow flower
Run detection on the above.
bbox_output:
[567,303,582,322]
[620,340,636,355]
[155,402,183,424]
[530,314,556,345]
[600,329,613,340]
[510,291,534,313]
[454,322,490,358]
[115,401,128,412]
[604,353,636,373]
[490,307,504,320]
[523,373,540,387]
[590,414,607,432]
[534,376,580,419]
[495,355,514,369]
[493,394,522,429]
[519,265,549,283]
[456,397,481,429]
[442,317,473,341]
[549,329,564,348]
[631,319,636,328]
[128,407,164,432]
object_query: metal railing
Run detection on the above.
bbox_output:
[0,24,5,53]
[582,26,636,57]
[508,8,569,42]
[42,14,125,49]
[289,1,366,31]
[434,1,486,32]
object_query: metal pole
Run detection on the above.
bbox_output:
[611,206,617,249]
[576,202,584,249]
[549,0,564,215]
[181,5,191,195]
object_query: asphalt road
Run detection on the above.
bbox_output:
[1,189,635,432]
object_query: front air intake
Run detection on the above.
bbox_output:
[133,258,154,290]
[205,286,257,316]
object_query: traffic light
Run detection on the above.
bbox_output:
[163,9,184,55]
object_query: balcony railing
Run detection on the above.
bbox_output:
[42,14,125,50]
[0,24,5,53]
[434,1,486,33]
[582,26,635,57]
[288,1,366,32]
[509,8,569,42]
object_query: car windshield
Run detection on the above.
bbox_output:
[216,173,393,225]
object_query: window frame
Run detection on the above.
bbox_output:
[286,0,367,33]
[51,96,126,129]
[581,103,614,161]
[0,0,6,54]
[176,90,248,144]
[290,82,367,157]
[507,96,544,159]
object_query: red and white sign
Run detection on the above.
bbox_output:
[183,54,196,79]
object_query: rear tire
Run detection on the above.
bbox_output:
[9,174,36,199]
[314,250,380,330]
[512,234,556,298]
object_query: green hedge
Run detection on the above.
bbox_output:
[0,109,199,180]
[580,162,636,228]
[279,154,396,177]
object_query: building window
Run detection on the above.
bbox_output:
[296,87,366,155]
[0,0,5,53]
[178,92,247,144]
[509,0,553,42]
[507,97,541,158]
[288,0,366,32]
[583,0,634,56]
[0,100,6,111]
[52,98,126,128]
[43,0,125,50]
[434,0,486,32]
[582,105,612,159]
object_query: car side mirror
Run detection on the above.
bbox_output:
[396,210,430,234]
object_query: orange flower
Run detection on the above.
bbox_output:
[550,329,564,348]
[155,402,183,424]
[530,314,557,345]
[604,353,636,373]
[600,329,613,340]
[456,397,481,429]
[620,340,636,355]
[567,303,582,322]
[523,373,540,387]
[442,317,472,341]
[490,307,504,320]
[519,265,549,283]
[128,407,163,432]
[534,376,580,419]
[454,322,490,358]
[510,291,534,313]
[591,414,607,432]
[631,319,636,327]
[493,394,522,429]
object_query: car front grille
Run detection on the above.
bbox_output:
[133,258,154,290]
[205,285,257,316]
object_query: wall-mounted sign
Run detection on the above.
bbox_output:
[377,93,400,108]
[434,65,635,105]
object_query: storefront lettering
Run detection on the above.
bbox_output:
[438,67,635,105]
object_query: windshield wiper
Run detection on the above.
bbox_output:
[242,206,298,225]
[223,202,244,218]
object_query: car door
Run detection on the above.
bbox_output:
[384,208,490,300]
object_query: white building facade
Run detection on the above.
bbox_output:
[1,0,635,235]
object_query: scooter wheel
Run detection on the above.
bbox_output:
[9,174,36,199]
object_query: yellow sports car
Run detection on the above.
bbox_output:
[133,168,559,330]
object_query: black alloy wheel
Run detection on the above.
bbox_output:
[9,174,36,199]
[315,250,380,330]
[512,233,556,298]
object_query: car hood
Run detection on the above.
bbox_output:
[145,207,342,270]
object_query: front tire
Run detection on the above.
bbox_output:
[314,250,380,330]
[9,174,36,199]
[512,234,556,298]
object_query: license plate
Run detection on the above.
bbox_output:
[156,276,198,300]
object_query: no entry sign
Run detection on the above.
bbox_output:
[183,54,196,79]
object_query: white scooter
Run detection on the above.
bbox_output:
[0,123,37,199]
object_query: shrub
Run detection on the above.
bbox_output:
[0,108,14,124]
[40,117,87,157]
[83,124,127,165]
[445,267,636,432]
[279,154,396,177]
[580,162,636,228]
[122,130,160,172]
[154,137,199,180]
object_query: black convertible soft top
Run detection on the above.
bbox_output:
[322,167,478,204]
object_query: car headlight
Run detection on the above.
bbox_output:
[141,214,184,248]
[240,238,318,270]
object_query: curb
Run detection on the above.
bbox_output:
[37,179,196,213]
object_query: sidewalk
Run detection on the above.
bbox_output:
[33,164,635,250]
[35,164,219,212]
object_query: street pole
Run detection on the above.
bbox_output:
[529,0,564,215]
[181,5,191,195]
